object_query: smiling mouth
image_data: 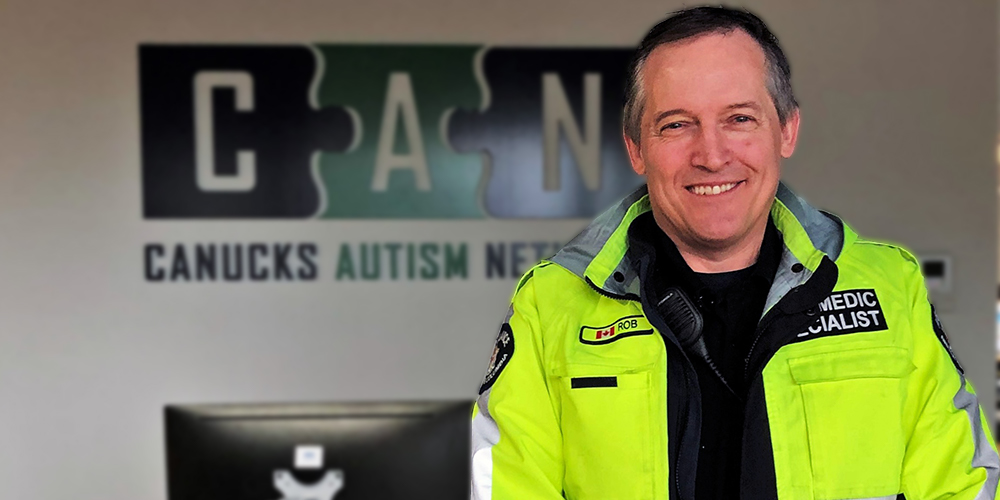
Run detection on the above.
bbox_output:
[686,181,744,196]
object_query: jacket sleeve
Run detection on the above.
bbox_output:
[471,271,564,500]
[900,263,999,499]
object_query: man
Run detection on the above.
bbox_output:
[471,6,999,500]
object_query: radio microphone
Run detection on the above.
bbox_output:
[656,287,738,397]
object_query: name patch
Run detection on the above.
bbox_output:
[797,289,888,339]
[580,315,654,345]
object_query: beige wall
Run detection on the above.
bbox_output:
[0,1,995,499]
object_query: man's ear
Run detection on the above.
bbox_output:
[780,108,801,159]
[624,131,646,176]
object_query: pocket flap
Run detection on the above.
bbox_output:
[788,347,915,384]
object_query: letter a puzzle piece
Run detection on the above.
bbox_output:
[314,45,485,218]
[448,48,642,218]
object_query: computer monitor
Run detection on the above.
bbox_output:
[165,400,472,500]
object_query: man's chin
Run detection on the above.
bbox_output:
[688,225,747,250]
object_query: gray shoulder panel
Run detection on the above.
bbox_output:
[776,183,845,261]
[550,185,648,279]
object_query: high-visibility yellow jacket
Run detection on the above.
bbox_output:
[471,184,999,500]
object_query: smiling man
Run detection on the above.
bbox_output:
[471,6,999,500]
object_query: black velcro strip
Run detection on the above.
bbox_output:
[571,376,618,388]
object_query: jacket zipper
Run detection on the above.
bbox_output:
[743,307,780,381]
[743,261,835,381]
[585,277,696,500]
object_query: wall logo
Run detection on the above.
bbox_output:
[139,44,640,219]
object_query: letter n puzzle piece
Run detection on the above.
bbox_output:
[448,48,642,218]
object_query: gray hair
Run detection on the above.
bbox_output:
[623,6,798,145]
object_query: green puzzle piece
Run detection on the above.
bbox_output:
[314,45,485,218]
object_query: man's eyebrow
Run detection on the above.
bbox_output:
[651,109,691,123]
[651,103,762,123]
[725,101,762,112]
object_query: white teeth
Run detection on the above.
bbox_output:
[689,182,738,196]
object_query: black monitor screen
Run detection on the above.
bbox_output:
[165,401,471,500]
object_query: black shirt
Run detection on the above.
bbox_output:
[637,212,783,499]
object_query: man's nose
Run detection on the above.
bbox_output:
[691,125,730,171]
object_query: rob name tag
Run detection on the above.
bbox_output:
[797,288,888,339]
[580,315,654,345]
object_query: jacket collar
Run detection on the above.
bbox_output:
[549,182,857,305]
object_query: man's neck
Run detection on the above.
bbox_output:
[661,218,770,274]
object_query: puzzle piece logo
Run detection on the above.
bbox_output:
[449,48,642,218]
[140,45,353,217]
[138,45,639,219]
[314,45,484,218]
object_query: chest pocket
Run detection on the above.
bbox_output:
[788,346,915,499]
[559,368,655,500]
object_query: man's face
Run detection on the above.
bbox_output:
[625,30,799,253]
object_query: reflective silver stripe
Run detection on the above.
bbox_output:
[954,374,1000,499]
[840,496,896,500]
[775,183,844,260]
[471,389,499,500]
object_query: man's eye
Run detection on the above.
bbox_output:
[662,122,684,131]
[733,115,755,123]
